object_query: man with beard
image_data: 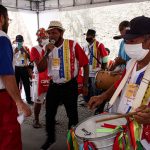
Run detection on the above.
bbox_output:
[88,16,150,149]
[0,5,31,150]
[38,20,89,150]
[30,28,50,128]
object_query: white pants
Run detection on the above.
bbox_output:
[31,80,46,104]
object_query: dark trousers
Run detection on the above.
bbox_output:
[45,78,78,142]
[84,77,101,102]
[15,66,31,103]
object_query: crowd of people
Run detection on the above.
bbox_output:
[0,3,150,150]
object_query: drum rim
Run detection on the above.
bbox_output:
[94,70,101,83]
[75,113,127,141]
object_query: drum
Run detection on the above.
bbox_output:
[75,113,131,150]
[95,71,122,90]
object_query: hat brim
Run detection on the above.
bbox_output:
[83,33,97,36]
[46,27,65,32]
[113,35,122,40]
[123,34,142,40]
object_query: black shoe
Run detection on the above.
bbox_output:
[41,140,54,150]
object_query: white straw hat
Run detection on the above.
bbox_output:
[47,21,65,31]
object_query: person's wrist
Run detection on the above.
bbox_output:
[16,99,24,105]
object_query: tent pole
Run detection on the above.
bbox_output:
[36,11,39,30]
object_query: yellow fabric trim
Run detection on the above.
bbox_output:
[142,84,150,105]
[63,39,71,81]
[92,40,97,69]
[133,84,150,144]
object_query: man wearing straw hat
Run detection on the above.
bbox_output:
[38,20,89,149]
[88,16,150,149]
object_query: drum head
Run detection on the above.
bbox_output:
[75,113,127,140]
[95,71,121,90]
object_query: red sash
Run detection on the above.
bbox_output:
[38,68,50,96]
[36,49,50,96]
[141,103,150,143]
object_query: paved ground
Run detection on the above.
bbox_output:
[21,97,94,150]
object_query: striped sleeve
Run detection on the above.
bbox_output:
[98,43,108,63]
[74,42,88,67]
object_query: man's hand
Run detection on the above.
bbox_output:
[134,105,150,124]
[88,95,105,110]
[45,43,55,56]
[16,101,32,117]
[114,57,126,65]
[109,57,126,71]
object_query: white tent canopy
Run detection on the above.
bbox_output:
[1,0,147,11]
[1,0,123,11]
[2,0,150,59]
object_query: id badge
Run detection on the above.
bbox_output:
[125,83,139,101]
[52,58,60,70]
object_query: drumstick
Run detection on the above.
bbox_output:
[95,111,139,123]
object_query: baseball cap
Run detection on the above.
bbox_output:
[123,16,150,40]
[113,20,130,40]
[16,35,24,42]
[84,29,96,36]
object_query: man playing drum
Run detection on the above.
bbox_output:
[88,16,150,149]
[84,29,108,103]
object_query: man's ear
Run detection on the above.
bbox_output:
[0,15,5,25]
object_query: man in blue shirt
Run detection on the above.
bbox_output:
[0,5,31,150]
[110,21,130,72]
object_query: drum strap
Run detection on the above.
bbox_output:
[132,62,150,110]
[88,46,101,65]
[109,59,136,106]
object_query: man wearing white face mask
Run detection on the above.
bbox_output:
[13,34,33,105]
[30,28,50,128]
[88,16,150,149]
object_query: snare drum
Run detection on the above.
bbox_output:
[75,113,131,150]
[95,71,121,90]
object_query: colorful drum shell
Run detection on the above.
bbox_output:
[95,71,122,90]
